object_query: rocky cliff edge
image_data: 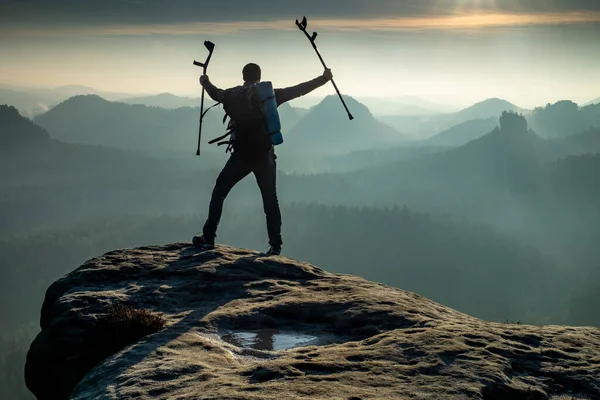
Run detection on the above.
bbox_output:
[25,244,600,400]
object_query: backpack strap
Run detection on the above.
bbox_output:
[261,94,275,102]
[201,101,222,118]
[215,140,235,153]
[208,127,234,145]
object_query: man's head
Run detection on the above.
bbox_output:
[242,63,261,83]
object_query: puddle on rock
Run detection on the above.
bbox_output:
[219,329,321,351]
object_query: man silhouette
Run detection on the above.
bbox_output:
[193,63,333,255]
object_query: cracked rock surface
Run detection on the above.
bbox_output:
[25,244,600,399]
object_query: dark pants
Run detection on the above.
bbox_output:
[203,150,282,247]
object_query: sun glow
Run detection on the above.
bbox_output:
[4,10,600,37]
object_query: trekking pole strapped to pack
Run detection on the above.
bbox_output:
[193,40,216,156]
[295,16,353,121]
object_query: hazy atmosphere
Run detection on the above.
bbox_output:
[1,1,600,399]
[2,0,600,107]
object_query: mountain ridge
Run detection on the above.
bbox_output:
[0,104,51,148]
[281,94,407,158]
[451,98,525,124]
[33,94,223,154]
[584,96,600,106]
[423,117,498,147]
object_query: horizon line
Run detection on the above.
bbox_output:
[2,82,598,111]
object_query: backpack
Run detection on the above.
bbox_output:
[209,84,272,155]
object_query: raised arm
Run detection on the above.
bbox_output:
[199,75,225,102]
[274,69,333,106]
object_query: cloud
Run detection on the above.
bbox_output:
[2,0,600,27]
[318,12,600,32]
[4,11,600,38]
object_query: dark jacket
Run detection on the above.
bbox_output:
[202,75,329,107]
[201,75,329,156]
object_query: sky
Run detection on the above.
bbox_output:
[1,0,599,109]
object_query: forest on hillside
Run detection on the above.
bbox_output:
[2,96,600,399]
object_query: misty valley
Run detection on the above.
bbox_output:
[1,89,600,399]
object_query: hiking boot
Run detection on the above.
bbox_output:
[192,234,215,249]
[266,245,281,256]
